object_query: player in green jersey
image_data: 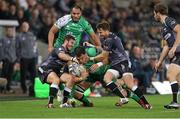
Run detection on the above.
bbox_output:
[48,5,101,53]
[72,46,141,107]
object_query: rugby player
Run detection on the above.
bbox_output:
[38,35,88,108]
[154,3,180,109]
[93,21,152,109]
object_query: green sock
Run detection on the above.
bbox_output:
[79,95,91,106]
[59,84,65,90]
[128,90,140,102]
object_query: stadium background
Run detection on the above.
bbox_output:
[0,0,179,94]
[0,0,180,118]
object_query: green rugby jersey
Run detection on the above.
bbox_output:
[54,15,94,51]
[84,47,110,75]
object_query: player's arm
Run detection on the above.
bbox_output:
[172,24,180,49]
[91,50,109,62]
[89,32,101,48]
[84,21,101,48]
[155,40,169,71]
[166,18,180,58]
[48,25,59,53]
[56,48,77,62]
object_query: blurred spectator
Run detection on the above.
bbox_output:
[0,0,10,19]
[130,44,147,92]
[1,27,17,93]
[16,22,38,96]
[29,7,42,36]
[38,12,53,43]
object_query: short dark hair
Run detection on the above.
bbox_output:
[96,21,110,31]
[64,35,76,41]
[75,46,86,57]
[71,4,82,11]
[154,3,168,15]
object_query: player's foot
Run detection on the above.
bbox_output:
[138,99,152,110]
[46,103,55,108]
[164,102,180,109]
[79,102,94,107]
[115,98,129,107]
[67,98,76,107]
[60,103,73,108]
[143,104,152,109]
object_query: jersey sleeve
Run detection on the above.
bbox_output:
[54,15,72,29]
[82,19,94,34]
[165,17,178,30]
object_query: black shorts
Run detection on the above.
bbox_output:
[110,60,132,78]
[38,66,64,84]
[171,53,180,65]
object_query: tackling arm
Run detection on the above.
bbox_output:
[48,25,59,53]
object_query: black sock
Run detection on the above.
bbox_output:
[63,87,71,104]
[171,82,179,103]
[106,82,125,98]
[133,87,149,104]
[48,87,58,104]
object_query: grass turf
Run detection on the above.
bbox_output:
[0,95,180,118]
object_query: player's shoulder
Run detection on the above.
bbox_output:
[165,16,177,26]
[79,16,90,25]
[109,32,119,39]
[59,14,71,20]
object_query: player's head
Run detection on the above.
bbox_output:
[64,35,76,51]
[21,22,29,32]
[75,46,89,64]
[154,3,168,22]
[96,21,110,38]
[71,4,82,22]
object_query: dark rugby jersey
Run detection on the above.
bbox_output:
[101,32,129,66]
[161,17,180,53]
[40,46,71,69]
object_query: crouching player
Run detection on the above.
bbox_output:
[38,35,88,108]
[94,21,152,109]
[73,46,141,107]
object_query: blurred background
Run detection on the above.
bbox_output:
[0,0,180,98]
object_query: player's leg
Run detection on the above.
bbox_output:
[46,72,60,108]
[122,73,151,109]
[73,81,93,107]
[115,79,141,106]
[103,69,127,99]
[164,63,180,109]
[59,73,75,107]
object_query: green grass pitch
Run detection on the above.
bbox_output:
[0,95,180,118]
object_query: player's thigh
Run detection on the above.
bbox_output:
[60,73,73,83]
[47,72,60,84]
[167,64,180,81]
[77,81,91,89]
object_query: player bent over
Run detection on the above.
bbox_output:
[38,35,88,108]
[72,46,141,107]
[94,22,151,109]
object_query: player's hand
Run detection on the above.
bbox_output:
[71,57,79,64]
[154,61,162,72]
[89,64,99,73]
[83,42,93,47]
[168,47,176,58]
[80,70,89,79]
[48,46,54,53]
